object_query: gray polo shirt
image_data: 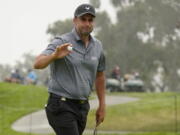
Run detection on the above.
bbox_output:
[41,28,105,100]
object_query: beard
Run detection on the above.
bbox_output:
[78,27,93,36]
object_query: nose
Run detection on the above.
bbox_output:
[84,20,91,26]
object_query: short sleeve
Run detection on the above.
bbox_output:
[97,50,106,72]
[41,37,63,55]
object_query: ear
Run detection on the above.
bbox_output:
[73,17,77,24]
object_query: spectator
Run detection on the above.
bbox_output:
[5,69,23,83]
[111,65,121,80]
[26,69,37,85]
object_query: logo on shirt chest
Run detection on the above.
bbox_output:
[91,56,98,61]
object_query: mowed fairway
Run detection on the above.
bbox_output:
[87,92,180,135]
[0,82,180,135]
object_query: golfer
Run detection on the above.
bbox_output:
[34,3,106,135]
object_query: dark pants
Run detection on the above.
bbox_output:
[45,93,90,135]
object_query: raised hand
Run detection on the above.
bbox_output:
[52,43,73,59]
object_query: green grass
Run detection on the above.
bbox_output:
[0,82,48,135]
[0,82,180,135]
[87,92,180,135]
[85,133,179,135]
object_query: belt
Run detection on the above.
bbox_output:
[50,93,88,104]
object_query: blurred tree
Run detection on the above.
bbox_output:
[90,0,101,9]
[0,64,12,81]
[46,19,73,40]
[105,0,180,91]
[45,0,180,91]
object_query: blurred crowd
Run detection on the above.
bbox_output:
[110,65,141,82]
[3,65,141,87]
[4,69,38,85]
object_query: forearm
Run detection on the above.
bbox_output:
[33,54,56,69]
[34,43,73,69]
[95,72,106,107]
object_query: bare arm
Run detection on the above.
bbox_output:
[34,43,72,69]
[33,54,56,69]
[95,71,106,126]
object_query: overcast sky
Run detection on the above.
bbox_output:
[0,0,115,66]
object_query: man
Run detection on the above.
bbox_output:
[34,3,106,135]
[5,69,23,84]
[111,65,121,80]
[26,69,38,85]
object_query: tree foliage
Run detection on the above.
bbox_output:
[46,0,180,91]
[90,0,101,9]
[46,19,73,40]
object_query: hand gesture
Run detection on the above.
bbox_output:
[52,43,73,59]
